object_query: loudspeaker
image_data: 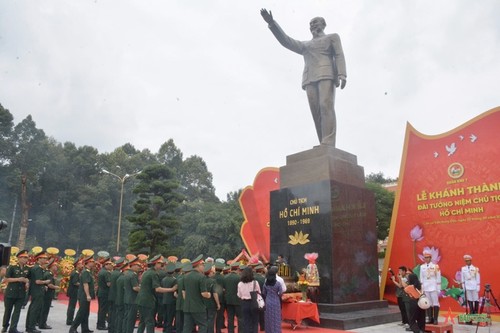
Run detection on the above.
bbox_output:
[0,243,11,266]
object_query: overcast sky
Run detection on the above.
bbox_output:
[1,0,499,200]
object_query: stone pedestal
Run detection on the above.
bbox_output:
[270,146,391,329]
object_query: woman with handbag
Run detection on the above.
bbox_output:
[237,267,261,333]
[263,266,286,333]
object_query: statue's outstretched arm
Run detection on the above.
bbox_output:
[260,8,273,24]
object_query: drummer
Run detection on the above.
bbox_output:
[402,268,426,333]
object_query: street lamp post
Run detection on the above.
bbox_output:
[102,169,141,253]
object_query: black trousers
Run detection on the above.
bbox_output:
[397,296,409,324]
[240,300,258,333]
[408,299,425,333]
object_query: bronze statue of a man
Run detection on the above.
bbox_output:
[261,9,347,147]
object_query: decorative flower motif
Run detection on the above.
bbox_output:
[418,246,441,263]
[410,225,424,241]
[288,231,310,245]
[410,225,424,266]
[454,270,462,284]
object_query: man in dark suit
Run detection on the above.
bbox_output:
[261,9,347,147]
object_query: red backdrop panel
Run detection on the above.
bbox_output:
[382,107,500,314]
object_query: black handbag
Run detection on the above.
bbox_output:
[250,281,265,311]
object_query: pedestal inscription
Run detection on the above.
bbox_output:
[270,180,379,303]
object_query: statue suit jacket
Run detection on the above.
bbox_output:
[268,21,347,90]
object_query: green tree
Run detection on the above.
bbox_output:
[0,104,14,164]
[156,139,183,173]
[366,182,395,240]
[127,164,183,255]
[366,172,397,184]
[8,115,50,248]
[181,191,244,259]
[179,155,218,203]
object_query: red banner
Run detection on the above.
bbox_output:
[382,107,500,315]
[239,168,280,262]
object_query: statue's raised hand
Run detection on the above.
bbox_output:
[260,9,273,24]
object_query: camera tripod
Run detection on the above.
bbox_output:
[470,285,500,333]
[479,285,500,314]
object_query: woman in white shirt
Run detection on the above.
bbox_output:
[237,266,261,333]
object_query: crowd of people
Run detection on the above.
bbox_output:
[2,250,288,333]
[390,251,481,333]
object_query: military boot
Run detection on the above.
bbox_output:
[433,306,440,324]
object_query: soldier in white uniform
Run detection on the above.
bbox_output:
[419,250,441,324]
[460,254,480,314]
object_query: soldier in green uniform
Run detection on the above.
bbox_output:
[124,257,141,333]
[224,262,242,333]
[114,260,129,333]
[175,261,190,333]
[214,260,226,333]
[25,251,51,333]
[69,256,96,333]
[39,258,60,329]
[96,258,113,330]
[107,257,124,333]
[161,263,177,333]
[2,249,30,333]
[136,255,177,333]
[66,259,83,326]
[182,255,211,333]
[155,264,167,328]
[204,263,220,333]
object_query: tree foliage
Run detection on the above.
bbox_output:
[127,164,183,255]
[0,105,276,259]
[365,180,395,240]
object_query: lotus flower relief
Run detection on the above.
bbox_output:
[288,231,310,245]
[410,225,424,241]
[418,246,441,264]
[410,225,424,266]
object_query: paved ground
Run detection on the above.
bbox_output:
[351,321,500,333]
[1,299,498,333]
